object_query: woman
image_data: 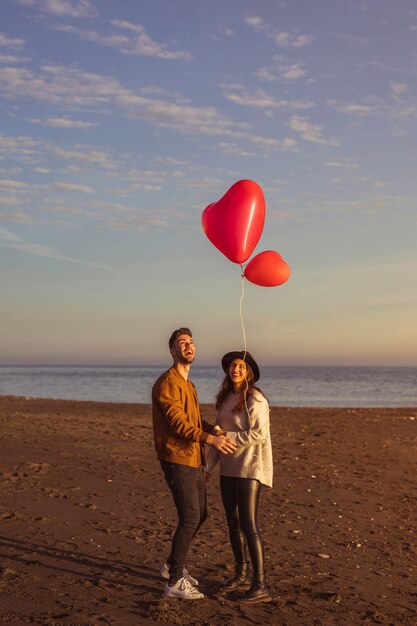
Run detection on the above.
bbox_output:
[207,350,273,604]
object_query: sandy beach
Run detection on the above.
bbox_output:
[0,396,416,625]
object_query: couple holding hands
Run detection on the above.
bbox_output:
[152,327,273,604]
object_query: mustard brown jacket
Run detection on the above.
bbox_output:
[152,366,214,467]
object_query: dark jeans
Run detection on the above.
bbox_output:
[160,460,207,583]
[220,475,265,575]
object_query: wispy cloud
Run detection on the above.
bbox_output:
[51,20,192,60]
[0,225,112,270]
[244,17,314,49]
[222,84,314,111]
[256,56,309,83]
[325,158,360,170]
[0,133,42,159]
[246,135,278,149]
[390,82,408,99]
[275,32,315,49]
[281,62,307,80]
[17,0,96,19]
[31,117,97,129]
[217,142,256,157]
[0,54,29,64]
[211,26,235,40]
[0,178,28,189]
[105,215,171,232]
[0,211,32,223]
[53,182,93,193]
[327,97,417,120]
[327,99,378,116]
[244,19,313,86]
[53,145,116,169]
[0,64,288,147]
[0,196,22,205]
[0,33,26,47]
[0,65,123,106]
[86,201,131,213]
[255,66,279,82]
[0,64,239,137]
[111,19,192,59]
[104,204,190,232]
[244,16,268,33]
[289,116,339,146]
[153,156,189,167]
[126,168,185,184]
[119,90,248,137]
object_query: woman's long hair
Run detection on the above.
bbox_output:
[215,362,267,412]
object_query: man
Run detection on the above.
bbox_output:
[152,327,237,600]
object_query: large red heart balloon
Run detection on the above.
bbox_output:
[202,179,265,264]
[244,250,291,287]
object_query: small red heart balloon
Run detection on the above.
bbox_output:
[244,250,291,287]
[202,180,265,264]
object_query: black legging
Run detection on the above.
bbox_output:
[220,475,265,575]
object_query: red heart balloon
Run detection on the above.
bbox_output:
[202,180,265,264]
[244,250,290,287]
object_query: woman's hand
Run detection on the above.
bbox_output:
[207,433,237,454]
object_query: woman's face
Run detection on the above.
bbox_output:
[228,358,247,388]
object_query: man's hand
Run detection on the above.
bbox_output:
[207,434,237,454]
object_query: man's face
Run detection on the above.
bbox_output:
[171,334,195,365]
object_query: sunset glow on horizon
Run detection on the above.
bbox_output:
[1,1,416,367]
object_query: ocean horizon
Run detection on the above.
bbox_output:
[0,364,416,408]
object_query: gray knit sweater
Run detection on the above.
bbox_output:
[206,389,273,488]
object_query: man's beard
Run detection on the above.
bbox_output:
[179,354,194,365]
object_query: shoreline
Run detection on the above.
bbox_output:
[1,396,416,625]
[2,394,417,411]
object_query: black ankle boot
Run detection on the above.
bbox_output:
[223,562,251,592]
[239,572,272,604]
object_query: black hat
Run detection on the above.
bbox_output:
[221,351,260,382]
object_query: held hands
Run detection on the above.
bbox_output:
[208,433,237,454]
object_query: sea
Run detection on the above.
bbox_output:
[0,365,416,407]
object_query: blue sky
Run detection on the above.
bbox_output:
[1,0,416,366]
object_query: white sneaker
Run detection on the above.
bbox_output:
[164,576,204,600]
[160,562,198,586]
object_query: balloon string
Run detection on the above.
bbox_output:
[240,265,250,417]
[239,267,247,357]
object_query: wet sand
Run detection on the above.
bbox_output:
[0,396,416,625]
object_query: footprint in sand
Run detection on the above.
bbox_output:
[0,511,15,520]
